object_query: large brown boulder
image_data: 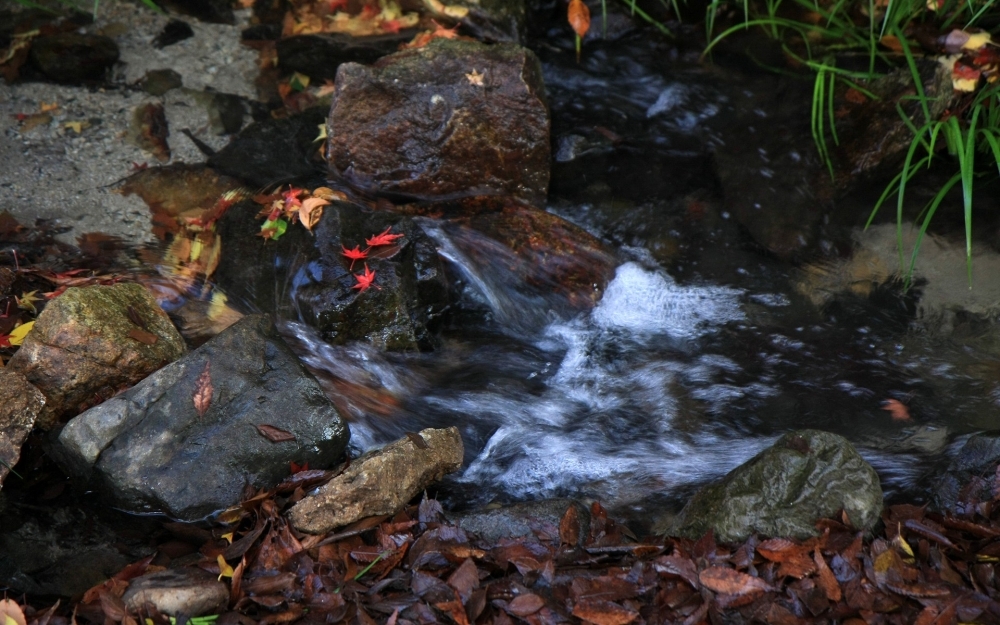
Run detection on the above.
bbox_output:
[0,370,45,488]
[7,283,186,428]
[326,38,550,205]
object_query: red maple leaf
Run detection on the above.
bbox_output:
[342,244,368,269]
[352,264,379,292]
[365,226,404,247]
[282,186,305,208]
[290,461,310,474]
[382,19,402,33]
[0,334,11,348]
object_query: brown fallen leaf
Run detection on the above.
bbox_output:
[0,599,27,625]
[814,547,842,602]
[507,594,545,617]
[193,361,213,417]
[256,424,296,443]
[405,431,429,449]
[560,502,581,546]
[298,196,329,232]
[571,598,638,625]
[128,327,159,345]
[698,566,772,596]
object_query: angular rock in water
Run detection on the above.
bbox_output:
[123,569,228,617]
[29,33,119,83]
[326,38,550,205]
[208,108,327,184]
[453,0,527,43]
[933,432,1000,514]
[276,33,412,82]
[668,430,883,542]
[7,283,186,429]
[289,427,463,534]
[453,498,590,545]
[53,315,349,520]
[213,200,449,351]
[0,370,45,488]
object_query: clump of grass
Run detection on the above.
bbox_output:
[699,0,1000,286]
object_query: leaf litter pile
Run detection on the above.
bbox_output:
[9,472,1000,625]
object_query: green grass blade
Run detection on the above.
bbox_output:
[895,27,932,124]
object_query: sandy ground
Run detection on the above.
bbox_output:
[0,0,260,244]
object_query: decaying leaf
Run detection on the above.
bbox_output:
[299,197,329,232]
[128,327,159,345]
[571,598,638,625]
[256,424,297,443]
[193,361,213,417]
[882,398,910,421]
[0,599,26,625]
[698,566,772,596]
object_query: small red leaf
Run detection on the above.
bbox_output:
[352,264,378,293]
[256,424,296,443]
[341,245,368,270]
[193,361,213,417]
[365,226,404,247]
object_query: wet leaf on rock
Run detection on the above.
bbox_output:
[256,424,296,443]
[193,361,213,416]
[0,599,27,625]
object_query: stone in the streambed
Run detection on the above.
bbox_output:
[397,196,616,320]
[53,315,349,520]
[123,569,228,616]
[326,38,550,205]
[289,427,463,534]
[0,371,45,488]
[152,20,195,49]
[29,33,119,83]
[140,69,184,96]
[209,108,327,184]
[213,200,450,351]
[831,60,955,193]
[276,33,413,82]
[452,0,526,43]
[7,284,186,429]
[453,499,590,545]
[933,432,1000,515]
[668,430,883,542]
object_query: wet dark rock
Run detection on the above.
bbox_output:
[326,38,550,205]
[123,569,228,616]
[832,60,955,193]
[53,314,350,520]
[0,371,45,488]
[140,69,184,96]
[289,427,463,534]
[213,201,450,350]
[29,33,119,84]
[153,19,194,49]
[394,196,616,321]
[158,0,235,24]
[251,0,289,25]
[276,34,412,82]
[129,102,171,162]
[668,430,883,542]
[7,283,187,429]
[710,78,832,261]
[454,0,527,43]
[209,108,327,185]
[453,499,590,545]
[933,432,1000,514]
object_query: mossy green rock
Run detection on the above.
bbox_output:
[8,283,186,428]
[669,430,883,542]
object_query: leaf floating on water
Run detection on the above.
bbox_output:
[256,424,296,443]
[882,399,910,421]
[193,361,213,417]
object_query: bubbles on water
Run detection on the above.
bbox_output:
[591,262,744,338]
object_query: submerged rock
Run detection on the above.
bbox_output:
[289,427,463,534]
[276,33,412,81]
[326,38,550,205]
[208,108,327,185]
[453,499,590,545]
[123,569,228,616]
[668,430,883,542]
[7,283,186,429]
[933,432,1000,515]
[453,0,527,43]
[29,33,119,83]
[53,315,349,520]
[213,200,449,351]
[0,371,45,488]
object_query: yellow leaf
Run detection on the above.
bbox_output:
[221,532,234,544]
[217,554,234,580]
[39,101,59,112]
[963,32,993,49]
[311,187,347,201]
[8,321,34,346]
[466,69,484,86]
[64,120,90,134]
[891,528,915,564]
[314,123,328,143]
